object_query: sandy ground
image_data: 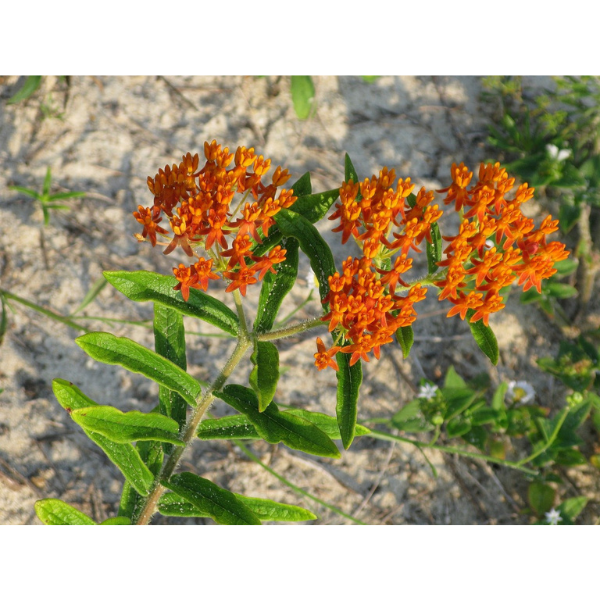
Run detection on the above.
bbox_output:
[0,75,598,524]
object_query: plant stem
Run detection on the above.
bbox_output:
[367,429,539,476]
[135,336,252,524]
[516,407,569,467]
[232,288,250,337]
[0,290,89,332]
[257,316,326,341]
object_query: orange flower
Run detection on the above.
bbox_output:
[314,338,340,371]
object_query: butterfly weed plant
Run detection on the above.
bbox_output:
[35,141,571,525]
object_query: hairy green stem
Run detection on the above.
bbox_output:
[257,316,326,341]
[368,429,539,476]
[135,336,252,524]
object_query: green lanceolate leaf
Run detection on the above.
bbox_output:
[35,499,96,525]
[291,188,340,224]
[8,76,42,105]
[197,414,263,440]
[466,309,499,365]
[197,409,371,441]
[70,406,184,446]
[290,171,312,197]
[104,270,239,336]
[100,517,131,525]
[426,222,442,274]
[153,304,188,432]
[215,385,341,458]
[345,153,360,185]
[290,75,315,120]
[71,277,108,315]
[52,379,154,496]
[273,209,336,307]
[285,408,371,439]
[76,332,202,406]
[158,491,317,522]
[254,237,299,333]
[0,296,7,348]
[335,353,363,450]
[391,399,433,433]
[249,341,280,412]
[396,325,414,358]
[163,472,261,525]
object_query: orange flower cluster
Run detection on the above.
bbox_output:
[315,162,569,371]
[316,169,437,369]
[133,141,297,300]
[436,162,569,325]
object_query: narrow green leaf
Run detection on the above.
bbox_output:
[557,496,589,522]
[104,270,239,336]
[344,153,360,185]
[71,406,184,445]
[284,408,371,439]
[71,278,108,315]
[198,409,370,441]
[396,325,414,358]
[164,472,261,525]
[158,491,317,522]
[42,167,52,196]
[47,191,86,200]
[35,499,96,525]
[254,237,299,333]
[290,75,315,120]
[8,76,42,104]
[197,414,262,440]
[290,188,340,223]
[249,341,280,412]
[215,385,341,458]
[426,222,442,274]
[153,304,188,433]
[75,332,202,406]
[52,379,154,496]
[336,352,362,450]
[273,209,336,307]
[492,382,508,411]
[289,171,312,197]
[466,309,499,365]
[100,517,131,525]
[8,185,41,200]
[0,296,7,347]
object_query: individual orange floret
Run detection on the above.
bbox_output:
[173,264,197,302]
[133,205,168,246]
[314,338,341,371]
[223,262,259,296]
[254,246,287,280]
[469,292,505,326]
[192,258,220,292]
[446,291,484,320]
[437,162,473,211]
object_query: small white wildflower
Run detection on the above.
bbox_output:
[417,383,438,400]
[306,268,318,291]
[546,144,571,162]
[506,380,535,404]
[545,507,563,525]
